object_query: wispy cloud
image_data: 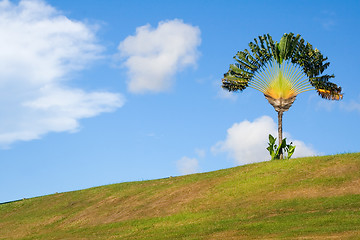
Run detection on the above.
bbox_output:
[176,156,199,175]
[118,19,201,94]
[317,94,360,113]
[317,99,337,111]
[340,95,360,113]
[315,10,337,30]
[217,88,238,101]
[195,148,206,158]
[0,0,124,147]
[214,80,238,101]
[212,116,317,165]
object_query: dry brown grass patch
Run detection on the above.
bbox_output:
[61,178,220,227]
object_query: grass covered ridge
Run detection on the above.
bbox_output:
[1,153,360,239]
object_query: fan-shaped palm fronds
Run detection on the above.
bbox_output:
[223,33,342,101]
[222,33,343,159]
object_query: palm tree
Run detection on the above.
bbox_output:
[222,33,342,159]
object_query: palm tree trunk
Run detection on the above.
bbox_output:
[278,111,283,160]
[264,94,295,160]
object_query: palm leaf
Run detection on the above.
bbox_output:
[222,32,343,101]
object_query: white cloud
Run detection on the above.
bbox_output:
[176,156,199,175]
[118,19,201,94]
[212,116,317,165]
[291,140,318,158]
[0,0,124,146]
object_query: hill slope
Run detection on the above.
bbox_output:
[1,153,360,239]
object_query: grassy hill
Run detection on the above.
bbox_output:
[1,153,360,239]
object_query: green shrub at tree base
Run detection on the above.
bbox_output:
[267,134,295,160]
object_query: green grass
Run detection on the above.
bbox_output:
[1,153,360,239]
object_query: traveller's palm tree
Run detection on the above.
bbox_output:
[222,33,343,159]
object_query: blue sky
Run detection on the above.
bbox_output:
[1,0,359,203]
